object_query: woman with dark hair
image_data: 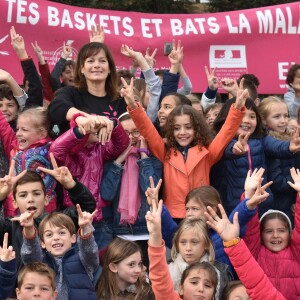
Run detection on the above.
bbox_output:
[48,42,127,134]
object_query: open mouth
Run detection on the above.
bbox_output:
[52,243,63,249]
[240,125,251,131]
[271,241,282,244]
[27,206,37,212]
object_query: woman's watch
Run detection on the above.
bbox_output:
[138,148,150,156]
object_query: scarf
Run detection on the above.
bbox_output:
[118,147,141,225]
[168,253,221,299]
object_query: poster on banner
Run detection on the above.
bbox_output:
[0,0,300,94]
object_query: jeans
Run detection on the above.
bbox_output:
[93,220,113,250]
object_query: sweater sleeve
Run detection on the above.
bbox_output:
[177,76,192,95]
[77,233,99,277]
[225,240,286,300]
[21,233,43,265]
[38,61,54,102]
[21,57,43,108]
[148,241,181,300]
[143,68,162,123]
[201,87,217,111]
[160,71,180,103]
[50,57,66,91]
[208,104,245,165]
[128,103,166,162]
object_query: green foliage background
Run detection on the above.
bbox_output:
[48,0,299,13]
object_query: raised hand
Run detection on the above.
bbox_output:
[168,39,183,65]
[31,41,45,64]
[11,211,35,228]
[10,26,27,59]
[244,168,265,197]
[146,198,163,247]
[235,78,249,110]
[221,77,238,95]
[232,132,250,155]
[37,153,75,189]
[89,25,105,43]
[288,167,300,192]
[0,233,15,262]
[289,126,300,153]
[205,204,239,242]
[145,48,157,68]
[246,180,272,210]
[62,41,73,59]
[77,204,97,237]
[205,66,218,91]
[145,176,162,207]
[121,44,143,60]
[0,160,27,201]
[121,77,138,110]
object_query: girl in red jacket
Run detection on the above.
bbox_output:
[241,167,300,299]
[205,203,286,300]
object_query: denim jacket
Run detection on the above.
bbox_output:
[100,156,162,235]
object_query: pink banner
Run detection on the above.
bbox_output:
[0,0,300,94]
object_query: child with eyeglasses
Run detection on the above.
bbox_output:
[100,112,162,269]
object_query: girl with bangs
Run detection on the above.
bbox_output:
[96,238,154,300]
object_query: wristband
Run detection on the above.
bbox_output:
[223,237,240,248]
[138,148,150,156]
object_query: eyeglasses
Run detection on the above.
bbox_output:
[125,130,140,138]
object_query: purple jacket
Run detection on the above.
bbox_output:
[50,120,129,221]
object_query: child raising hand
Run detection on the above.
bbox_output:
[18,204,99,300]
[205,204,285,300]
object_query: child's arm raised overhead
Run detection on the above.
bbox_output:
[208,79,248,165]
[201,66,218,111]
[147,189,181,300]
[122,78,166,162]
[76,204,99,275]
[31,41,53,103]
[0,233,17,300]
[205,205,286,300]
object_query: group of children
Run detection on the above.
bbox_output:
[0,24,300,299]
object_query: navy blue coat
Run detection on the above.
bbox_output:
[211,136,294,217]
